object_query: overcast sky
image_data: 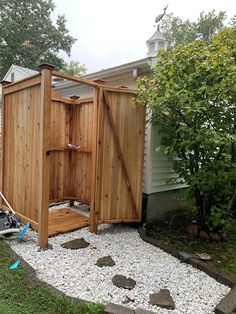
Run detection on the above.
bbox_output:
[53,0,236,73]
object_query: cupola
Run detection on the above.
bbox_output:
[146,29,167,58]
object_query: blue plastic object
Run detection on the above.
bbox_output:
[9,260,20,270]
[17,222,30,240]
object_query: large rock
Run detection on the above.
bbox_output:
[199,230,210,242]
[61,238,90,249]
[112,275,136,290]
[96,256,116,267]
[186,224,198,237]
[210,232,221,242]
[220,230,229,242]
[149,289,175,310]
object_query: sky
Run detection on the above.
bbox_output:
[52,0,236,74]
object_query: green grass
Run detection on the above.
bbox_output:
[0,241,104,314]
[146,213,236,280]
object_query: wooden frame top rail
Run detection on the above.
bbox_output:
[52,70,99,87]
[51,97,93,105]
[3,74,41,95]
[52,71,136,94]
[102,86,136,94]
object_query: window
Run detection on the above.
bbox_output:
[149,42,155,52]
[158,42,165,50]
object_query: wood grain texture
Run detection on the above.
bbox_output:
[3,74,41,95]
[2,85,42,223]
[95,89,145,223]
[89,87,99,232]
[49,96,94,204]
[52,70,98,87]
[103,91,138,218]
[38,67,52,248]
[1,74,145,243]
[48,208,88,236]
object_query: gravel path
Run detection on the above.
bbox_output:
[9,224,230,313]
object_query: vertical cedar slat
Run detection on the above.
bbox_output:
[89,87,99,232]
[95,87,105,222]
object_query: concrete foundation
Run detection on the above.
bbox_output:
[143,189,185,222]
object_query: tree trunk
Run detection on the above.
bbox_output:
[195,189,205,229]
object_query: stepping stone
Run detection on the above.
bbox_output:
[96,255,116,267]
[112,275,136,290]
[61,237,90,249]
[215,286,236,314]
[149,289,175,310]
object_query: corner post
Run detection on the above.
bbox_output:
[38,63,54,248]
[0,80,11,204]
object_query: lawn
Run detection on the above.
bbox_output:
[0,240,104,314]
[146,212,236,280]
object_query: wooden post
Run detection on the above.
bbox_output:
[38,63,54,248]
[0,81,11,205]
[89,86,99,232]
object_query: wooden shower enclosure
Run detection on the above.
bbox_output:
[0,64,145,247]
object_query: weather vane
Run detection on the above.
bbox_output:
[155,4,168,30]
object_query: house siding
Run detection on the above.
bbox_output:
[150,126,187,193]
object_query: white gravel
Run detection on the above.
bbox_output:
[9,224,230,314]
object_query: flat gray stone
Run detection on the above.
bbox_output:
[112,275,136,290]
[105,303,134,314]
[96,256,116,267]
[61,238,90,249]
[149,289,175,310]
[215,286,236,314]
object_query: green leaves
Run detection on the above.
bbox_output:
[0,0,76,78]
[160,10,228,49]
[137,27,236,230]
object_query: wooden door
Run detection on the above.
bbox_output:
[94,87,146,225]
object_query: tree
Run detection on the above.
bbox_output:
[160,13,197,48]
[136,27,236,231]
[0,0,76,78]
[160,10,227,48]
[61,61,87,76]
